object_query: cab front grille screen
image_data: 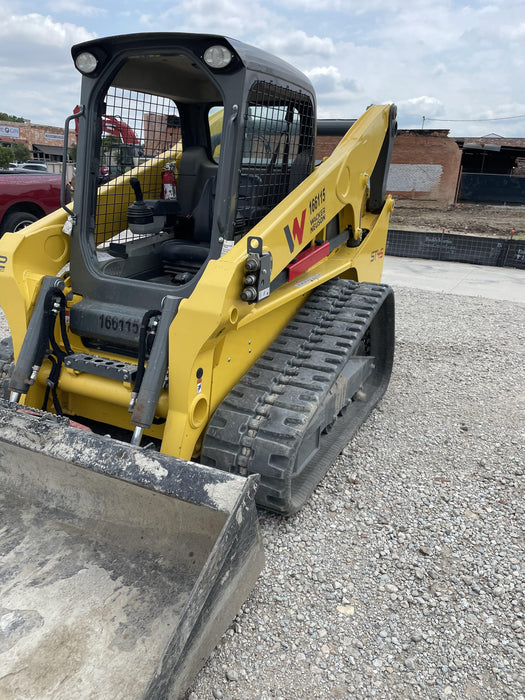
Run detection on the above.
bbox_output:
[94,87,181,248]
[236,81,315,239]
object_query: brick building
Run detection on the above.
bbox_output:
[387,129,462,207]
[143,113,181,155]
[455,134,525,177]
[316,124,462,207]
[316,123,525,207]
[0,119,75,162]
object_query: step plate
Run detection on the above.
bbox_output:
[64,353,137,382]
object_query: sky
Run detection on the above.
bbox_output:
[0,0,524,137]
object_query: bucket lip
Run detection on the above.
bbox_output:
[0,400,256,513]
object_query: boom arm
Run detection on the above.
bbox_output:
[161,104,396,457]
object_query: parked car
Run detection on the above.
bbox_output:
[0,172,63,235]
[11,162,49,173]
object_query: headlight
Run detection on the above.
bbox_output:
[75,52,98,74]
[203,45,232,69]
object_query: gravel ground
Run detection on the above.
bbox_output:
[389,201,525,238]
[1,285,523,700]
[189,286,524,700]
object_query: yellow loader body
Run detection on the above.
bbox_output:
[0,32,396,698]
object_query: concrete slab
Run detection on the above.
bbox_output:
[383,256,525,304]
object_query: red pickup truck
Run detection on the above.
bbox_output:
[0,172,63,237]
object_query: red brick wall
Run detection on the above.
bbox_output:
[316,127,463,207]
[316,136,342,160]
[388,130,462,206]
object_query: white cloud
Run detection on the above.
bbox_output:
[153,0,275,36]
[256,30,336,59]
[273,0,348,11]
[49,0,107,17]
[306,66,359,96]
[0,0,523,136]
[431,63,447,78]
[498,21,525,39]
[398,96,444,116]
[0,13,96,125]
[0,13,95,48]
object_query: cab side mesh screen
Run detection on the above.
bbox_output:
[94,87,181,248]
[235,81,315,239]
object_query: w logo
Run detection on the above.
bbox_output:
[284,209,306,253]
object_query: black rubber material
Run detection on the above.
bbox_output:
[0,210,39,235]
[201,279,395,516]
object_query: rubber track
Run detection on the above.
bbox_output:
[201,279,392,512]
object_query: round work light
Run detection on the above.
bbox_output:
[75,52,98,74]
[203,45,232,69]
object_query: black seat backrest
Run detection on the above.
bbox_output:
[177,146,218,216]
[159,175,215,266]
[288,149,313,192]
[192,176,216,243]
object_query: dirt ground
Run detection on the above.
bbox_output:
[389,200,525,238]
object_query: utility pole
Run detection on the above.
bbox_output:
[422,116,426,129]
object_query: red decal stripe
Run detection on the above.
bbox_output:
[287,242,330,281]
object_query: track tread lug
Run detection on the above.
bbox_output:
[201,279,394,515]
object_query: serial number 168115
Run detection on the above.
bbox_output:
[98,314,139,336]
[309,187,326,214]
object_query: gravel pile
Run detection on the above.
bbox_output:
[1,286,523,700]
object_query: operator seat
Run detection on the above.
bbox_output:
[161,176,216,264]
[176,146,217,216]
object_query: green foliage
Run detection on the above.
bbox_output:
[0,112,25,123]
[69,143,77,162]
[11,143,31,162]
[101,135,121,148]
[0,143,31,168]
[0,146,12,169]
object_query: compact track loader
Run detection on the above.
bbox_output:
[0,33,396,698]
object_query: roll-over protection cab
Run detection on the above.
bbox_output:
[69,33,317,354]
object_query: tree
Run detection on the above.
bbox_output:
[11,143,31,163]
[0,143,31,168]
[0,146,13,169]
[0,112,25,123]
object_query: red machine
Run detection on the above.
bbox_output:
[73,105,139,145]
